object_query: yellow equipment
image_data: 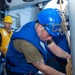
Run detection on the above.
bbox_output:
[3,15,13,24]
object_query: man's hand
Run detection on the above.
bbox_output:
[66,53,71,60]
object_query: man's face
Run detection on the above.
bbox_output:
[40,29,52,42]
[4,22,12,30]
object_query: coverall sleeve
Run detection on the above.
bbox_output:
[20,41,44,63]
[13,39,43,63]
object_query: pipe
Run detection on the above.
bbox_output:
[68,0,75,74]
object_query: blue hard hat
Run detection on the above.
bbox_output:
[37,8,62,36]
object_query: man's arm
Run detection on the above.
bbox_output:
[47,40,71,59]
[0,49,6,57]
[16,40,66,75]
[0,33,6,57]
[32,60,65,75]
[0,33,2,46]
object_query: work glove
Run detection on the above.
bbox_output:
[66,59,72,75]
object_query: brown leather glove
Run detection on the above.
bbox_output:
[66,59,72,75]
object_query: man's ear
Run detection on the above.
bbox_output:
[38,24,42,29]
[38,24,44,29]
[41,27,44,30]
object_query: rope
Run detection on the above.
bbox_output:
[59,0,72,75]
[60,0,70,48]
